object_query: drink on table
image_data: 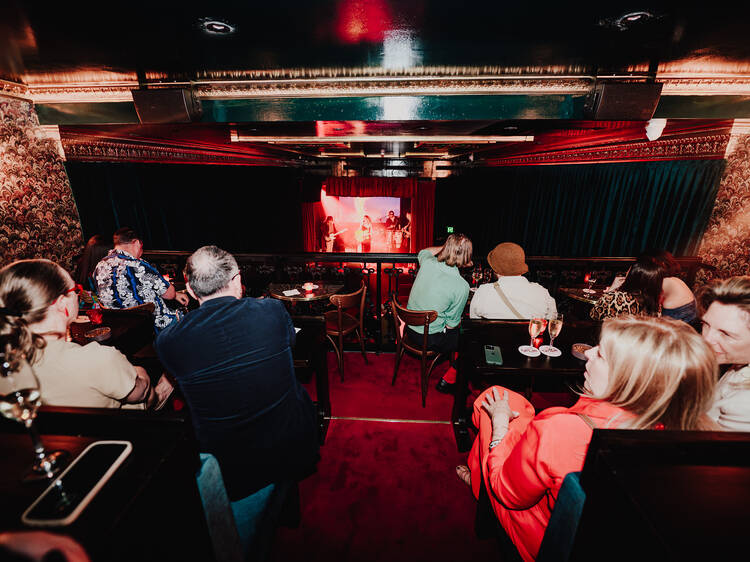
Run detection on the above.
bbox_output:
[519,317,545,357]
[540,314,564,357]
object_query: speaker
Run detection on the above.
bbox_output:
[583,82,663,120]
[132,88,202,124]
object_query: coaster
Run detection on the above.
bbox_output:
[539,345,562,357]
[518,345,540,357]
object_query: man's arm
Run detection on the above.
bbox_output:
[122,366,157,408]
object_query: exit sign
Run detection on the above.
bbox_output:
[446,226,454,233]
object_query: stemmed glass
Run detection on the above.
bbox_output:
[540,314,564,357]
[582,272,597,294]
[0,349,69,480]
[519,317,545,357]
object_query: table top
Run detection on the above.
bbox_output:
[269,282,343,302]
[69,313,153,359]
[558,286,605,305]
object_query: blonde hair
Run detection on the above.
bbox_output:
[435,234,473,268]
[0,259,70,367]
[585,316,718,430]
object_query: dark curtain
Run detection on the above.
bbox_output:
[66,162,304,252]
[412,180,435,252]
[302,201,325,252]
[435,160,725,257]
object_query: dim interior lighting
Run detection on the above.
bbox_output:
[229,131,534,143]
[198,17,236,35]
[645,118,667,141]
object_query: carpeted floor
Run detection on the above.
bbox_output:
[272,350,574,561]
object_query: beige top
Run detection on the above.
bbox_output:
[33,338,139,409]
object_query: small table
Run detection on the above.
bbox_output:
[558,286,605,305]
[453,319,601,451]
[268,283,344,302]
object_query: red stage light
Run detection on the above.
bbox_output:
[334,0,391,44]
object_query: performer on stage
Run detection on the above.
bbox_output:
[400,211,411,252]
[385,210,399,251]
[357,215,373,252]
[320,216,337,252]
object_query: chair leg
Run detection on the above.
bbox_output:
[326,334,344,382]
[392,345,405,386]
[421,354,444,408]
[356,329,368,363]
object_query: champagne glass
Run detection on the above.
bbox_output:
[519,317,544,357]
[583,272,597,294]
[0,350,69,480]
[540,314,564,357]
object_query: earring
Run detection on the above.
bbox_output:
[64,307,69,318]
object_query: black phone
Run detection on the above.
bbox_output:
[484,344,503,365]
[22,440,132,526]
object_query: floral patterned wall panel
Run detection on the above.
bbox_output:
[0,96,83,272]
[697,133,750,287]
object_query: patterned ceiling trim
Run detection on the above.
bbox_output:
[62,139,297,167]
[0,79,31,100]
[483,134,731,166]
[22,74,750,104]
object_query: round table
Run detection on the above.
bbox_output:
[268,283,344,302]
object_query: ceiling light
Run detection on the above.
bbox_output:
[198,18,236,36]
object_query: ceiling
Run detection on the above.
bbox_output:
[3,1,750,174]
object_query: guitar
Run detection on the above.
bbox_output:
[324,228,348,241]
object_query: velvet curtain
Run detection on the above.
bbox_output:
[324,177,418,197]
[435,160,725,257]
[411,180,435,252]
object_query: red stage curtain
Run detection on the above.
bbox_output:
[325,177,417,197]
[411,180,435,252]
[302,201,324,252]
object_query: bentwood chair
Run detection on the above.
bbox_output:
[390,297,444,408]
[324,283,368,381]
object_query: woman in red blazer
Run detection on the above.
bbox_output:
[458,316,718,562]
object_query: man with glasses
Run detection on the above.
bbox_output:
[94,227,188,332]
[154,245,320,536]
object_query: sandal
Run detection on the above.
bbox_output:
[455,465,471,487]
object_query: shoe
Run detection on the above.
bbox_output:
[436,378,455,394]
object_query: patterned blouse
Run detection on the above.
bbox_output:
[589,290,641,320]
[94,249,180,331]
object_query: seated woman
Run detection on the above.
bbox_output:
[406,234,472,393]
[0,259,171,409]
[74,234,113,293]
[457,316,717,562]
[647,250,698,324]
[590,259,663,320]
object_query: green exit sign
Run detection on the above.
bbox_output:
[446,226,454,233]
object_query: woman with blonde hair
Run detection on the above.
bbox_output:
[0,259,170,409]
[456,316,718,562]
[406,234,473,392]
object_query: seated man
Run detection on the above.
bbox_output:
[698,276,750,431]
[94,227,189,332]
[154,246,320,507]
[470,242,556,320]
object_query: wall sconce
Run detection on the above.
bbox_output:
[645,118,667,141]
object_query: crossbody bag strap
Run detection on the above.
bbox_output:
[493,282,524,320]
[576,413,598,429]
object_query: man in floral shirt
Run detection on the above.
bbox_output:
[94,227,189,332]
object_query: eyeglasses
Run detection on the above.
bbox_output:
[231,271,241,281]
[64,284,84,297]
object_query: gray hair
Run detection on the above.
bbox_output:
[184,246,239,298]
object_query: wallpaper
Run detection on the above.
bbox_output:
[696,133,750,287]
[0,96,83,272]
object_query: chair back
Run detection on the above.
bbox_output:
[390,297,437,353]
[329,283,366,319]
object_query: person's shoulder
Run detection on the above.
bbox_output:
[417,249,435,264]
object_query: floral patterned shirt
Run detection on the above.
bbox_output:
[94,249,180,331]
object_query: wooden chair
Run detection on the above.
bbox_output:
[390,296,443,407]
[324,283,367,381]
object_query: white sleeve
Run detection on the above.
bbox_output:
[714,387,750,431]
[546,291,557,317]
[469,286,487,319]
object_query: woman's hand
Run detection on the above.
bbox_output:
[481,388,520,441]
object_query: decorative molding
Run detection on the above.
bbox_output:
[0,79,31,100]
[484,134,731,166]
[62,138,296,166]
[658,75,750,95]
[36,125,65,160]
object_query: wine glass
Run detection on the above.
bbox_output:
[519,317,544,357]
[583,272,597,294]
[540,314,564,357]
[0,351,69,480]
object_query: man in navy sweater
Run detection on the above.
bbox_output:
[155,246,319,505]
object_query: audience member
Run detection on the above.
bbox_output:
[456,316,717,562]
[73,234,112,292]
[94,227,188,332]
[647,250,698,324]
[154,246,320,509]
[698,276,750,431]
[406,234,472,393]
[469,242,556,320]
[591,258,663,320]
[0,259,171,409]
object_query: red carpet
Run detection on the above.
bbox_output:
[271,419,501,562]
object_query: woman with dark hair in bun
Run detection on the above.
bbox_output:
[0,259,170,409]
